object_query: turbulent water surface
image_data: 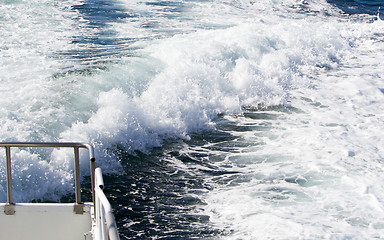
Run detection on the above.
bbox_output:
[1,0,384,239]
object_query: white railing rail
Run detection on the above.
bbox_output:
[94,168,120,240]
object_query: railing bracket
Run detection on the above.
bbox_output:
[74,203,84,214]
[4,203,15,215]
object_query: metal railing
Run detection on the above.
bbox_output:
[0,142,96,215]
[1,142,120,240]
[94,168,120,240]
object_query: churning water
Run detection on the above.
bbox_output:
[1,0,384,238]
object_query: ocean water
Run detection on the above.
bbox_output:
[1,0,384,238]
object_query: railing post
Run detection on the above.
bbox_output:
[90,156,96,218]
[4,146,15,215]
[73,146,83,214]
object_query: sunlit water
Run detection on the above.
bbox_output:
[1,0,384,238]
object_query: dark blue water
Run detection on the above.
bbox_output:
[327,0,384,17]
[107,107,298,239]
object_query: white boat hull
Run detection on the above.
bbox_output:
[0,203,94,240]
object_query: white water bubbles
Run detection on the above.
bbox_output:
[200,101,384,238]
[0,0,89,141]
[0,0,79,81]
[198,17,384,238]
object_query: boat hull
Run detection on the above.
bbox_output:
[0,203,93,240]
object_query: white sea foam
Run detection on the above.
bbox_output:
[55,16,352,179]
[201,16,384,239]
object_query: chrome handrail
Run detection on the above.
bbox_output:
[95,168,120,240]
[0,142,96,215]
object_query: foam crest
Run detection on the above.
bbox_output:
[57,17,352,167]
[53,13,355,170]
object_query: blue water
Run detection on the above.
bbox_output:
[328,0,384,16]
[1,0,384,239]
